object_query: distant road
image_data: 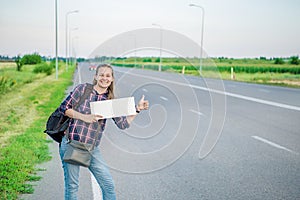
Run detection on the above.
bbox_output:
[21,63,300,200]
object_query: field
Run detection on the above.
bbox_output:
[0,62,74,199]
[111,57,300,87]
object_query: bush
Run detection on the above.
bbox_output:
[143,58,152,62]
[21,53,42,65]
[33,63,53,75]
[274,58,284,64]
[155,58,160,62]
[290,56,299,65]
[50,59,64,69]
[260,57,267,60]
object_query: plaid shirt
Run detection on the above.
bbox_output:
[59,83,130,146]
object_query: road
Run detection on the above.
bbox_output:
[21,63,300,200]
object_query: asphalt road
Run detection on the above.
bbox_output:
[21,63,300,200]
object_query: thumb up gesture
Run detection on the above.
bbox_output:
[136,95,149,112]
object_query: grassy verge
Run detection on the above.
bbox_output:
[111,58,300,88]
[0,63,74,200]
[0,63,43,94]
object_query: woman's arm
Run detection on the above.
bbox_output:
[113,95,149,129]
[126,95,149,124]
[60,84,102,124]
[65,109,102,124]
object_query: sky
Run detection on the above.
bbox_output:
[1,0,300,58]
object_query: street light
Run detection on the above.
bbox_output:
[71,36,79,66]
[55,0,58,79]
[152,23,163,72]
[65,10,79,71]
[189,3,205,76]
[69,28,78,66]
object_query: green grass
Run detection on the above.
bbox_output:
[111,57,300,87]
[0,62,74,200]
[0,64,45,94]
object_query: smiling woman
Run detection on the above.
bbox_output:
[58,63,149,200]
[93,64,115,99]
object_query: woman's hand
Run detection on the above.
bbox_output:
[136,95,149,112]
[82,114,103,123]
[65,109,103,123]
[126,95,149,124]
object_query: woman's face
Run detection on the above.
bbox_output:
[95,67,114,89]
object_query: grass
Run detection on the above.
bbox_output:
[0,62,74,200]
[0,62,16,69]
[111,57,300,88]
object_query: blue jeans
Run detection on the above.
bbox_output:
[59,136,116,200]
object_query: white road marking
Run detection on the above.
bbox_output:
[142,88,148,92]
[189,109,204,116]
[251,135,297,154]
[160,96,168,101]
[114,69,300,112]
[91,173,102,200]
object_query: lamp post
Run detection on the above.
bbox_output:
[69,27,78,66]
[65,10,79,71]
[71,36,79,66]
[189,4,205,76]
[55,0,58,79]
[152,23,163,72]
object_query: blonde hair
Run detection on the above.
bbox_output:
[93,64,115,99]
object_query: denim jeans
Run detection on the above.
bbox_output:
[59,136,116,200]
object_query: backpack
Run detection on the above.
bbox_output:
[44,83,94,143]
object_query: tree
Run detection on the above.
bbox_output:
[259,56,266,60]
[274,58,284,64]
[21,53,42,65]
[290,56,299,65]
[15,55,23,71]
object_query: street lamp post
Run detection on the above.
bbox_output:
[55,0,58,79]
[69,28,78,66]
[71,36,79,66]
[189,4,205,76]
[152,23,163,72]
[65,10,79,71]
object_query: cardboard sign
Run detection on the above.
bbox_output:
[90,97,136,119]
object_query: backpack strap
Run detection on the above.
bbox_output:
[65,83,94,140]
[73,83,94,111]
[66,83,102,148]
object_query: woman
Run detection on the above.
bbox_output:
[59,64,149,200]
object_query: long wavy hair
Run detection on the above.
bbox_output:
[93,64,115,99]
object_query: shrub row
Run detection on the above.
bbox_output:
[112,63,300,74]
[33,63,53,75]
[214,66,300,74]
